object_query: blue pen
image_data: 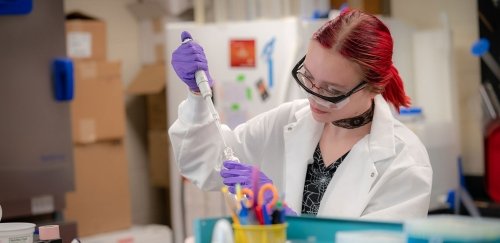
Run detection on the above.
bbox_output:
[238,201,249,225]
[279,203,286,223]
[262,203,271,225]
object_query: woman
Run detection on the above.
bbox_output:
[169,9,432,220]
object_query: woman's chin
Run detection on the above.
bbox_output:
[310,108,331,123]
[312,114,328,123]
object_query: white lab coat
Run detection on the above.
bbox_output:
[169,93,432,220]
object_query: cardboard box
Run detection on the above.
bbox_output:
[65,141,132,237]
[148,130,170,188]
[155,43,165,63]
[127,64,167,130]
[71,61,125,144]
[66,18,106,61]
[146,90,167,130]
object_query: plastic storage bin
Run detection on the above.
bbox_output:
[405,215,500,243]
[396,107,425,140]
[195,216,403,243]
[335,230,405,243]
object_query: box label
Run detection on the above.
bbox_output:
[67,32,92,58]
[31,195,55,215]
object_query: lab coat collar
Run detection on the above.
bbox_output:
[291,95,396,163]
[283,95,396,214]
[369,95,396,163]
[283,103,323,213]
[317,96,397,217]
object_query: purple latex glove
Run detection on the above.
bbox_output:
[221,160,299,216]
[220,160,274,203]
[284,205,297,216]
[171,31,214,92]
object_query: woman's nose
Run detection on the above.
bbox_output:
[310,81,322,92]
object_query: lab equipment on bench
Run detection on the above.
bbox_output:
[472,38,500,203]
[485,116,500,203]
[335,230,405,243]
[404,215,500,242]
[0,223,36,243]
[181,37,240,171]
[37,225,62,243]
[472,38,500,82]
[211,219,234,243]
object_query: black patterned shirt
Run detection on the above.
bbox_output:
[301,144,349,215]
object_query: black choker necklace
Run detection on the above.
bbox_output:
[331,101,375,129]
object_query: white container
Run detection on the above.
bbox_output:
[81,224,172,243]
[0,223,36,243]
[336,230,405,243]
[396,107,426,141]
[405,215,500,242]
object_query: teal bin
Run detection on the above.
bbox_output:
[194,215,403,243]
[405,215,500,243]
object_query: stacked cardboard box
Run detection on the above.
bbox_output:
[127,17,170,189]
[127,64,169,188]
[64,15,132,237]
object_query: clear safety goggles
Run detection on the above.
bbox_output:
[304,91,350,110]
[292,55,366,110]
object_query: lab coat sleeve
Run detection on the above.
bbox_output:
[361,164,433,220]
[169,91,298,191]
[168,91,223,191]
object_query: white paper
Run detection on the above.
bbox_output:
[31,195,55,215]
[219,81,249,129]
[67,31,92,58]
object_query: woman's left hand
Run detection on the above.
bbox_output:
[220,160,273,198]
[220,160,299,216]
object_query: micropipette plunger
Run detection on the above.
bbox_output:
[182,37,239,171]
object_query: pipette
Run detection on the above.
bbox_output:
[182,37,239,171]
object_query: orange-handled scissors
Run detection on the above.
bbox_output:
[258,183,278,208]
[240,183,278,209]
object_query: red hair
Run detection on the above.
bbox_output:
[313,9,410,111]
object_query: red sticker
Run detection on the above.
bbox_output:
[230,39,256,67]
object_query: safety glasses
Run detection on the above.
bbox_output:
[292,55,367,105]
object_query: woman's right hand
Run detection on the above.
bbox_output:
[171,31,214,92]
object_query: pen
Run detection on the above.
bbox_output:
[255,205,264,225]
[238,202,249,225]
[236,183,242,211]
[262,203,271,225]
[222,186,240,225]
[272,201,284,224]
[251,167,259,209]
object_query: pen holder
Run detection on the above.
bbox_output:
[233,224,287,243]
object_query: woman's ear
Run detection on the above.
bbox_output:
[362,87,379,99]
